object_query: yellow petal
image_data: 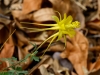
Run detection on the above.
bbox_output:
[72,21,80,28]
[65,15,73,25]
[52,16,59,23]
[57,31,63,40]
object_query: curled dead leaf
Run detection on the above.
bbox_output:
[60,31,89,75]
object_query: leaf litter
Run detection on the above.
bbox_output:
[0,0,100,75]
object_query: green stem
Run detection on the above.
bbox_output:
[21,22,56,26]
[40,35,57,58]
[20,27,59,32]
[36,32,59,51]
[55,11,62,21]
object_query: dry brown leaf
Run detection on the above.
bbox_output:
[35,56,70,75]
[12,10,33,21]
[38,65,50,75]
[50,59,70,75]
[33,8,55,22]
[90,46,100,51]
[71,0,88,10]
[88,30,100,34]
[88,53,100,72]
[86,19,100,31]
[88,69,100,75]
[11,0,43,20]
[0,60,7,70]
[86,19,100,34]
[0,36,14,58]
[89,0,100,21]
[14,31,33,69]
[60,31,89,75]
[50,0,70,17]
[0,24,9,44]
[23,0,42,14]
[17,39,33,69]
[0,36,14,70]
[29,55,51,75]
[15,31,29,46]
[72,2,85,30]
[49,41,65,52]
[87,40,100,71]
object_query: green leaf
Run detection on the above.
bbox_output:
[1,57,17,66]
[30,43,37,51]
[33,51,38,55]
[9,69,28,75]
[15,67,22,71]
[17,70,28,75]
[0,71,14,75]
[1,58,12,65]
[11,57,17,61]
[31,56,39,62]
[21,54,31,63]
[24,54,31,60]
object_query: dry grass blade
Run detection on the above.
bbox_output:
[0,29,16,51]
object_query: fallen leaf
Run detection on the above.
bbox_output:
[60,31,89,75]
[23,0,42,14]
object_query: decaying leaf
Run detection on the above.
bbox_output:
[33,8,55,22]
[1,0,100,75]
[23,0,42,14]
[60,31,89,75]
[86,19,100,34]
[49,0,70,17]
[0,36,14,70]
[0,23,9,44]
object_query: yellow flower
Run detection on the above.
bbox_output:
[21,13,80,58]
[52,13,80,40]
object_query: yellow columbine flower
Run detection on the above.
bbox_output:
[21,13,80,57]
[52,13,80,40]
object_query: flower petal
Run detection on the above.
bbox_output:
[59,13,67,25]
[52,16,59,23]
[63,29,75,37]
[57,31,63,40]
[65,15,73,25]
[72,21,80,28]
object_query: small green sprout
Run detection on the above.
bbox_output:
[21,12,80,58]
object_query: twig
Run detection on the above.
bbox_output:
[0,29,16,51]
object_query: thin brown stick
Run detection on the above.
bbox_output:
[0,29,16,51]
